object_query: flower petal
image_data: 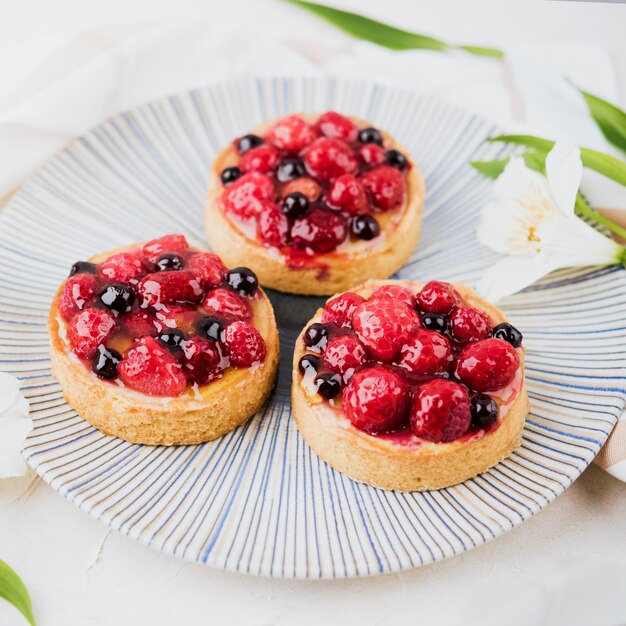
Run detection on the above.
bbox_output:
[0,414,32,478]
[545,142,582,216]
[0,371,20,415]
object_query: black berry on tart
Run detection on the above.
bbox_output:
[292,279,529,491]
[48,234,279,445]
[205,112,424,295]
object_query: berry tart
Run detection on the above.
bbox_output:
[205,112,424,295]
[48,234,279,445]
[292,279,529,491]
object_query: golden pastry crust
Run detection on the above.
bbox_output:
[49,244,280,446]
[291,280,529,491]
[205,115,424,295]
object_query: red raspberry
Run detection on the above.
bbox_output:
[450,306,492,343]
[240,144,281,175]
[343,365,409,434]
[321,292,364,327]
[202,288,251,321]
[180,336,222,385]
[59,274,97,320]
[137,271,203,308]
[456,338,520,392]
[357,144,385,167]
[291,208,348,253]
[416,281,460,314]
[99,252,146,284]
[410,379,471,443]
[257,200,289,248]
[222,321,267,367]
[360,165,405,210]
[351,299,420,362]
[279,177,322,202]
[323,335,367,379]
[68,308,116,359]
[186,253,226,290]
[222,172,275,220]
[142,234,189,265]
[118,336,186,396]
[304,138,358,182]
[315,111,358,142]
[397,330,453,376]
[324,174,370,215]
[123,308,158,337]
[369,284,416,309]
[264,115,318,153]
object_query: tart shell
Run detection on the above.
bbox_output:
[291,280,529,491]
[49,244,280,446]
[205,115,424,296]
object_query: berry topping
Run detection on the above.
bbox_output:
[222,172,275,220]
[155,253,184,272]
[99,284,135,314]
[450,306,492,343]
[369,284,416,308]
[315,111,358,142]
[384,149,408,171]
[350,214,380,240]
[99,252,145,284]
[225,267,259,297]
[398,330,453,377]
[321,292,364,327]
[471,393,498,428]
[68,308,116,359]
[222,321,267,367]
[410,379,471,443]
[257,201,290,247]
[351,299,420,362]
[420,312,448,334]
[314,372,342,399]
[357,144,385,167]
[220,166,243,186]
[123,309,157,337]
[264,115,318,153]
[282,192,309,219]
[358,127,383,146]
[291,208,348,253]
[304,323,328,352]
[491,322,523,348]
[186,253,227,289]
[298,354,321,376]
[237,134,263,155]
[137,271,203,308]
[143,234,189,265]
[202,288,251,321]
[456,338,520,392]
[70,261,97,276]
[153,303,197,331]
[118,336,186,396]
[360,165,405,211]
[240,144,281,175]
[325,174,369,215]
[277,158,307,183]
[59,273,97,320]
[197,316,224,341]
[322,335,366,379]
[417,281,460,314]
[92,345,121,379]
[279,177,322,202]
[343,366,409,434]
[158,328,186,352]
[180,336,221,385]
[304,138,358,182]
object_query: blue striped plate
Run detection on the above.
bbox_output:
[2,78,625,578]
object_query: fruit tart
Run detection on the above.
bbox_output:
[292,279,529,491]
[48,234,279,445]
[205,111,424,295]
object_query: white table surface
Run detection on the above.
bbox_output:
[1,1,626,625]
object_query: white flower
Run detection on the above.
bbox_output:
[476,142,624,302]
[0,372,32,478]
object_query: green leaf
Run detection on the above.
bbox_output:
[0,560,35,626]
[469,158,508,178]
[286,0,504,58]
[575,86,626,156]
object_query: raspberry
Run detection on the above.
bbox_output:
[369,284,416,309]
[410,379,471,443]
[450,306,492,343]
[222,321,267,367]
[123,308,158,337]
[137,271,203,308]
[68,308,116,359]
[315,111,358,142]
[59,274,97,320]
[357,143,385,167]
[397,330,453,376]
[222,172,275,220]
[240,144,281,175]
[180,336,222,385]
[264,115,318,153]
[360,165,405,210]
[456,338,520,392]
[202,288,251,321]
[142,234,189,265]
[257,200,289,248]
[352,298,420,362]
[279,177,322,202]
[291,208,348,253]
[322,335,367,379]
[416,281,460,314]
[321,292,364,327]
[343,366,409,434]
[324,174,370,215]
[186,253,227,290]
[304,138,358,182]
[118,336,186,396]
[99,252,145,284]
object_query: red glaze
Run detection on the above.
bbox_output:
[257,201,290,247]
[186,253,227,290]
[59,274,97,321]
[137,271,203,308]
[456,338,520,392]
[321,292,364,327]
[416,281,460,314]
[180,336,222,385]
[323,335,367,380]
[202,288,251,321]
[450,306,491,343]
[291,208,348,253]
[222,321,267,367]
[369,284,416,309]
[360,165,405,211]
[397,330,453,377]
[324,174,369,215]
[68,308,116,359]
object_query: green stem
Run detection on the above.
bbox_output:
[574,194,626,241]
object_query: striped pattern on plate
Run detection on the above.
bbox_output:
[1,78,625,578]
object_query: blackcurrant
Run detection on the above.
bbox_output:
[237,134,263,154]
[226,267,258,297]
[491,322,523,348]
[358,127,383,146]
[99,284,135,314]
[220,166,243,186]
[155,253,184,272]
[351,214,380,240]
[92,345,121,379]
